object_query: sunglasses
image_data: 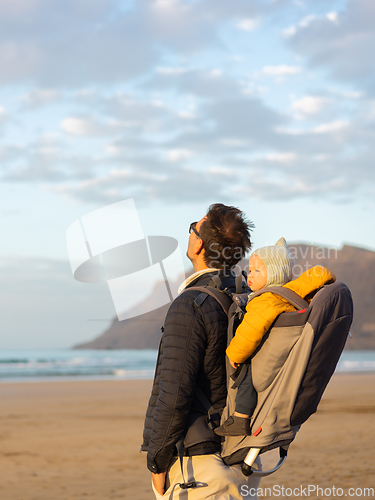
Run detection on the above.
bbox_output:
[189,221,201,238]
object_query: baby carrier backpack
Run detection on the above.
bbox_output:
[188,273,353,477]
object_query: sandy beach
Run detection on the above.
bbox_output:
[1,373,374,500]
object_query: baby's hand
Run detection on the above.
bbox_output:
[229,358,241,369]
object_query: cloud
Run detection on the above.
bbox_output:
[236,17,260,32]
[157,66,190,75]
[265,152,297,164]
[291,95,330,116]
[167,148,193,162]
[207,166,235,177]
[0,145,24,163]
[3,108,374,207]
[61,117,94,136]
[283,14,318,38]
[173,96,287,151]
[0,0,158,86]
[326,11,339,23]
[276,119,350,137]
[102,94,179,131]
[0,134,101,183]
[0,104,8,125]
[58,94,181,138]
[143,68,241,99]
[3,76,371,206]
[0,0,273,87]
[20,89,61,108]
[51,166,235,205]
[0,0,374,210]
[4,164,70,183]
[145,0,272,52]
[60,116,125,136]
[285,0,375,91]
[260,65,302,78]
[335,90,363,99]
[232,160,362,203]
[311,120,349,134]
[233,172,353,202]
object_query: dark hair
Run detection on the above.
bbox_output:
[200,203,253,270]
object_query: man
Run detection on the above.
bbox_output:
[142,203,261,499]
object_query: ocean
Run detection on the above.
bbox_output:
[0,349,375,383]
[0,349,158,383]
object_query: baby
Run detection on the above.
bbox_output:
[215,237,335,437]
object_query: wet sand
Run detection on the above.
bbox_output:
[1,373,374,499]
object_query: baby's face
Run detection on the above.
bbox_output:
[247,254,268,291]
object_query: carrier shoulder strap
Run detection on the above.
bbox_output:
[194,386,223,427]
[181,284,234,407]
[187,285,233,315]
[175,438,197,490]
[249,286,309,311]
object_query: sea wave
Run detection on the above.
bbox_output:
[0,349,374,382]
[336,360,375,372]
[0,349,158,382]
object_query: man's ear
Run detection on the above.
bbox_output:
[194,238,204,255]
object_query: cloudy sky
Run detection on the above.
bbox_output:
[1,0,374,348]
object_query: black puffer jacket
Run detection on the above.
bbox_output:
[142,270,236,473]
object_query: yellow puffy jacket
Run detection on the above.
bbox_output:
[226,266,336,364]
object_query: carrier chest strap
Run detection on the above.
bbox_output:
[249,286,309,311]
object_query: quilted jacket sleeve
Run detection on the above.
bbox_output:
[285,265,335,297]
[226,294,295,364]
[146,294,211,473]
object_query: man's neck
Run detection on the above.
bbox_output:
[193,263,211,273]
[192,253,211,273]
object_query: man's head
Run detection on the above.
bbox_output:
[187,203,253,273]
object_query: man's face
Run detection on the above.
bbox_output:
[186,216,206,266]
[247,254,268,291]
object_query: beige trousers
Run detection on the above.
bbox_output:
[151,453,262,500]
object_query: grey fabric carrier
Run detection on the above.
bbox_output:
[221,281,353,475]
